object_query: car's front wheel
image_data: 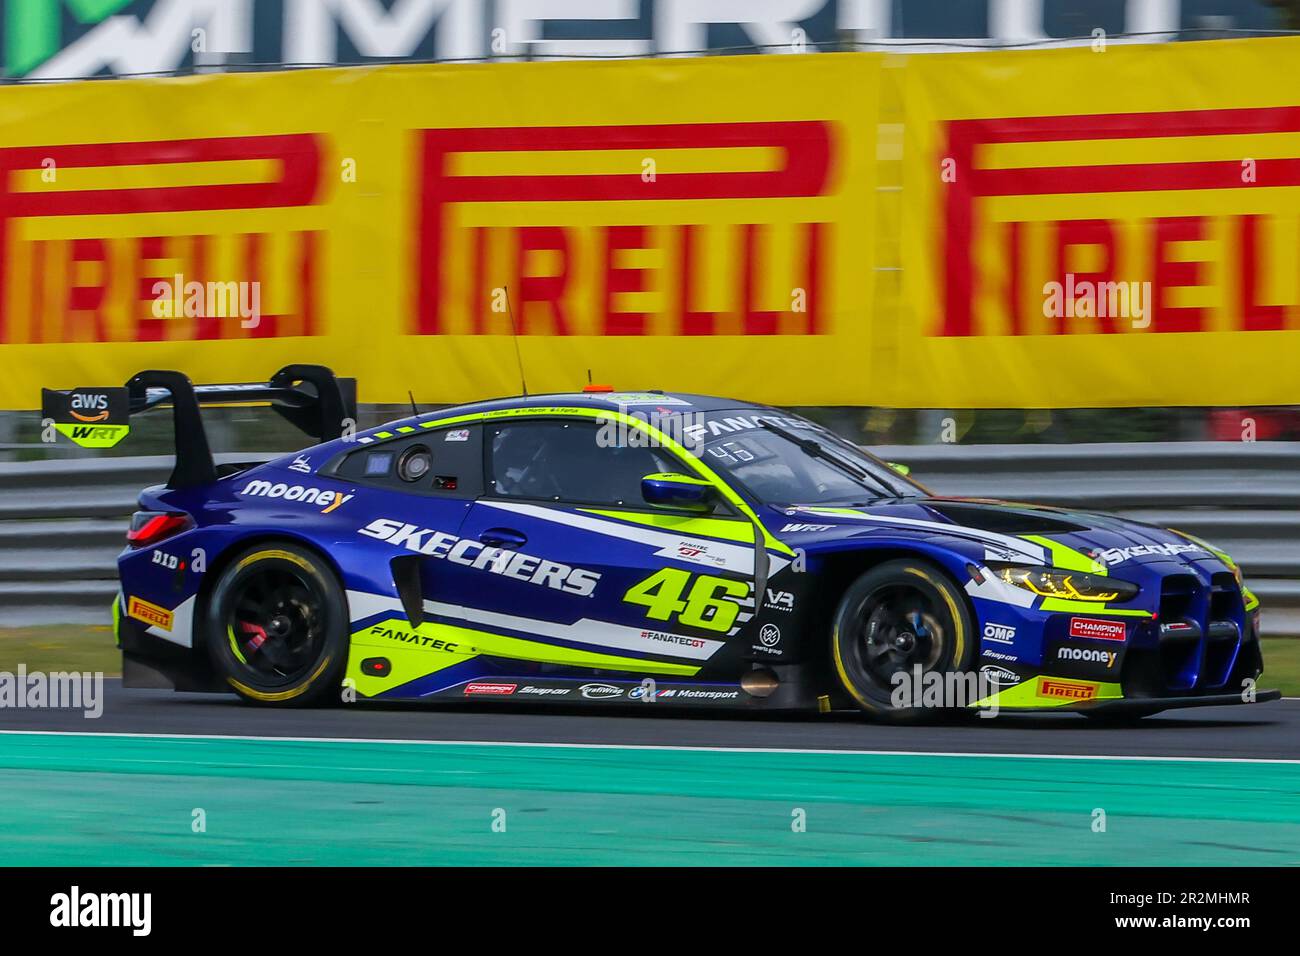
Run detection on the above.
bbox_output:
[830,559,975,722]
[204,543,349,706]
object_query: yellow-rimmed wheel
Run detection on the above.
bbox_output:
[204,544,348,707]
[831,560,974,723]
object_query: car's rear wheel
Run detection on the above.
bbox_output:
[831,559,975,722]
[205,544,349,706]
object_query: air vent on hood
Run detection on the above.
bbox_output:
[924,502,1089,535]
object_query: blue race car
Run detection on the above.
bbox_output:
[45,366,1278,720]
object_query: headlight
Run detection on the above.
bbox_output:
[988,563,1139,603]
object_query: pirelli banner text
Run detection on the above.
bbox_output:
[4,39,1300,410]
[900,38,1300,408]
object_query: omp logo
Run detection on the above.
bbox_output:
[939,106,1300,337]
[240,480,352,514]
[1037,677,1099,701]
[126,596,173,631]
[414,122,834,338]
[982,622,1016,644]
[69,393,110,422]
[0,135,323,345]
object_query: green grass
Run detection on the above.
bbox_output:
[0,625,120,675]
[1261,636,1300,697]
[0,626,1296,696]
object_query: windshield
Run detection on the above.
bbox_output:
[682,411,927,506]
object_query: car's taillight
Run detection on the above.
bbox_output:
[126,511,192,549]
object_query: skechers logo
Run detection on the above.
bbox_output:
[359,518,601,597]
[240,480,353,513]
[1090,542,1205,566]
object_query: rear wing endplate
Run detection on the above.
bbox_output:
[41,364,357,489]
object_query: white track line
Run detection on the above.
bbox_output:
[0,729,1297,765]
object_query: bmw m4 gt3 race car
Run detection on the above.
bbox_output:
[45,366,1279,720]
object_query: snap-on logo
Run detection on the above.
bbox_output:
[1068,617,1126,642]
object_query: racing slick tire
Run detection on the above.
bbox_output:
[204,543,350,707]
[831,559,976,723]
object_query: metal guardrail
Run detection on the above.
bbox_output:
[0,443,1296,635]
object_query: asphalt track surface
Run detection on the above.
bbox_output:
[1,685,1296,865]
[0,680,1296,760]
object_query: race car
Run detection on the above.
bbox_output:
[43,366,1279,720]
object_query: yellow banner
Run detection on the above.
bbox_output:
[0,55,878,409]
[6,39,1300,410]
[897,36,1300,407]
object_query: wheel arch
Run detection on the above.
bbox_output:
[800,545,981,706]
[192,531,350,655]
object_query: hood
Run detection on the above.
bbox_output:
[771,497,1218,573]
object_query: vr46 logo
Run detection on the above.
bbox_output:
[624,568,748,633]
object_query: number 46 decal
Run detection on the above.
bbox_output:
[624,568,749,632]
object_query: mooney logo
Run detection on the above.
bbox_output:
[0,135,322,345]
[414,122,834,337]
[239,480,352,513]
[939,106,1300,337]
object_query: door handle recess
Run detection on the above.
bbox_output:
[479,527,527,549]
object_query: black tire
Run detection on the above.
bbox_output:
[831,559,975,723]
[204,543,349,706]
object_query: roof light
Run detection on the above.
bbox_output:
[583,384,615,393]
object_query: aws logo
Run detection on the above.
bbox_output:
[69,393,110,422]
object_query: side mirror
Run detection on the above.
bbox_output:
[886,461,911,477]
[641,473,718,513]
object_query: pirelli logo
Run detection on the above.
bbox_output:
[414,122,835,337]
[0,134,323,345]
[127,596,174,631]
[1037,677,1099,701]
[939,106,1300,337]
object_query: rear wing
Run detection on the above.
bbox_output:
[41,364,357,489]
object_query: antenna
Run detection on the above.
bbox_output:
[408,390,419,416]
[503,284,529,396]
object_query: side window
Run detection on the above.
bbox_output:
[488,420,684,507]
[330,424,484,497]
